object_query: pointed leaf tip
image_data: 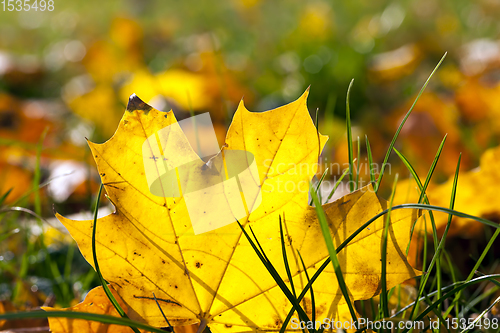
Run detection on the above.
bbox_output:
[127,94,153,113]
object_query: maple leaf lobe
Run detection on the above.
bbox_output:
[127,93,153,113]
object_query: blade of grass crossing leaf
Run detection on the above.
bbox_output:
[297,251,315,326]
[248,223,308,327]
[153,292,174,332]
[248,226,272,264]
[310,168,329,206]
[91,183,141,333]
[405,151,458,323]
[279,216,297,300]
[436,154,461,314]
[346,79,355,192]
[392,144,442,309]
[375,52,447,192]
[392,147,439,255]
[381,174,398,318]
[442,250,459,318]
[237,222,311,324]
[365,135,375,184]
[324,168,349,205]
[310,182,358,325]
[281,202,500,330]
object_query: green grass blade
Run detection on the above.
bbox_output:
[346,79,355,192]
[392,148,434,246]
[248,226,273,264]
[417,134,447,204]
[279,216,297,300]
[0,188,12,206]
[391,146,441,281]
[435,153,461,315]
[153,292,174,332]
[422,215,428,273]
[282,202,500,329]
[388,275,500,321]
[1,310,168,333]
[445,224,500,318]
[315,107,319,130]
[91,183,141,333]
[461,296,500,333]
[310,168,329,206]
[297,251,315,326]
[392,142,452,322]
[380,174,399,318]
[400,274,500,333]
[310,182,358,325]
[0,227,19,243]
[375,52,447,192]
[324,168,349,204]
[394,204,500,229]
[355,136,361,191]
[236,221,310,325]
[64,245,75,284]
[365,135,375,184]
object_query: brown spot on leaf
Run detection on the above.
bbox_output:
[195,262,203,268]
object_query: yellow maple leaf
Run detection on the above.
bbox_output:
[51,91,420,332]
[43,286,141,333]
